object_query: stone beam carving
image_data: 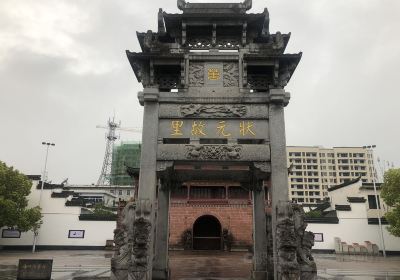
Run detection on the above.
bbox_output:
[186,145,242,160]
[189,63,204,86]
[180,104,247,118]
[223,63,239,87]
[128,200,152,280]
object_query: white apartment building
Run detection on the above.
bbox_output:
[287,146,376,204]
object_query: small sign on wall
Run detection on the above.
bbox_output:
[68,230,85,238]
[2,228,21,238]
[314,233,324,242]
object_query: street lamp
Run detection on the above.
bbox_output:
[363,145,386,257]
[32,142,55,253]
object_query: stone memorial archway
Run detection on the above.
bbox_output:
[111,1,317,279]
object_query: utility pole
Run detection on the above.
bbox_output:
[32,142,55,253]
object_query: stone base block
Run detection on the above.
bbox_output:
[251,270,269,280]
[152,268,170,280]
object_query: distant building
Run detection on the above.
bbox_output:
[287,146,376,204]
[0,176,115,250]
[110,141,141,185]
[306,177,400,253]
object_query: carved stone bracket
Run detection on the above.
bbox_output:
[269,89,290,106]
[128,200,152,280]
[180,104,247,118]
[253,162,270,173]
[185,145,242,160]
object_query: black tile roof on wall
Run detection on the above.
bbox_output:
[347,197,367,203]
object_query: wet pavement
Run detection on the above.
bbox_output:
[1,250,400,279]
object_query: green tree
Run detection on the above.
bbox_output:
[92,203,115,218]
[0,161,42,232]
[381,168,400,237]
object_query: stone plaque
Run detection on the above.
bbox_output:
[17,259,53,280]
[2,228,21,238]
[204,63,223,86]
[159,119,269,139]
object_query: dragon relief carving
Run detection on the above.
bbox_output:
[223,63,239,87]
[189,63,204,86]
[111,201,136,280]
[276,201,300,279]
[180,104,247,118]
[185,145,242,160]
[128,200,152,280]
[275,202,317,280]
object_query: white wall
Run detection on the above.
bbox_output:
[0,182,115,248]
[307,203,400,252]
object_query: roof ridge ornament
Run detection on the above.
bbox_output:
[177,0,252,13]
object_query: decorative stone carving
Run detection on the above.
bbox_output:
[187,37,212,49]
[185,145,242,160]
[128,200,152,280]
[261,8,270,36]
[111,201,136,280]
[158,8,165,34]
[275,202,317,280]
[223,63,239,87]
[189,63,204,86]
[276,201,300,280]
[177,0,186,10]
[278,62,297,88]
[253,162,270,173]
[272,32,285,51]
[293,204,317,280]
[180,104,246,118]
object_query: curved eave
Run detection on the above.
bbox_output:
[163,12,267,36]
[126,50,184,82]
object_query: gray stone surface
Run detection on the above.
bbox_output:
[17,259,53,280]
[125,0,302,278]
[153,184,170,280]
[159,104,269,119]
[157,144,271,162]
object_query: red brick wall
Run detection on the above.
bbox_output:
[169,201,253,249]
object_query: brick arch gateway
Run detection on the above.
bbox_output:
[192,214,222,250]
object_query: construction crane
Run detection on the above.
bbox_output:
[96,117,142,186]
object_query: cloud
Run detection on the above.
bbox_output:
[0,0,399,184]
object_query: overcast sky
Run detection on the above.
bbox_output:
[0,0,399,184]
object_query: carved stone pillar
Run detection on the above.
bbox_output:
[134,88,160,280]
[153,180,170,280]
[269,88,290,279]
[252,182,268,280]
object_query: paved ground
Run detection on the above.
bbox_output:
[1,250,400,279]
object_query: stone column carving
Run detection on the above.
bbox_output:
[293,205,317,280]
[111,201,136,280]
[269,88,291,279]
[276,201,300,280]
[153,180,170,280]
[251,182,268,280]
[275,202,317,280]
[135,89,160,280]
[129,200,152,280]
